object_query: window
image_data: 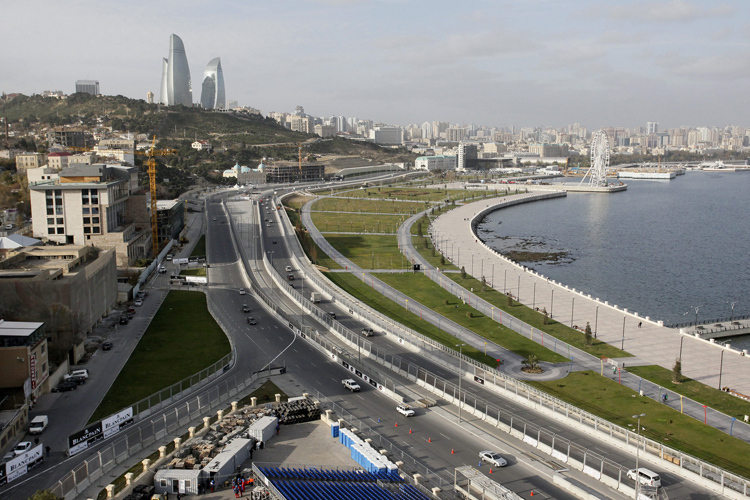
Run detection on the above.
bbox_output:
[48,227,55,234]
[92,207,99,215]
[82,207,90,215]
[92,217,99,224]
[160,480,167,487]
[41,344,45,354]
[47,218,54,225]
[84,227,91,234]
[92,226,100,234]
[47,208,54,215]
[57,218,63,225]
[56,228,64,234]
[83,217,90,224]
[42,362,47,373]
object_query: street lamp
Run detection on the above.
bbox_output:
[690,305,701,327]
[532,282,536,310]
[621,316,626,350]
[504,269,507,293]
[570,297,575,327]
[632,413,646,500]
[492,263,495,288]
[456,343,466,423]
[471,253,474,276]
[728,301,737,323]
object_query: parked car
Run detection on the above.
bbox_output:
[127,307,136,315]
[342,379,360,392]
[287,274,294,280]
[479,450,507,467]
[64,369,89,380]
[13,442,32,456]
[52,380,78,392]
[134,299,143,307]
[102,341,113,351]
[119,316,129,325]
[158,266,167,274]
[272,240,277,244]
[29,416,49,434]
[68,375,86,385]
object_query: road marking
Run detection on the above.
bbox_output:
[439,433,451,440]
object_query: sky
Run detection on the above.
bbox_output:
[2,0,749,131]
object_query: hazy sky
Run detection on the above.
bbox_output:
[2,0,749,130]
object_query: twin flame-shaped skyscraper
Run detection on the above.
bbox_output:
[159,34,225,109]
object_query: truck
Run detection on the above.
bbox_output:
[310,292,321,303]
[342,379,360,392]
[29,415,49,434]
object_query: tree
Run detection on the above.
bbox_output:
[416,222,422,237]
[672,358,683,383]
[461,266,466,279]
[522,354,541,373]
[542,307,550,325]
[29,491,60,500]
[585,322,593,346]
[440,255,445,265]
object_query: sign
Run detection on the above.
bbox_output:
[473,375,485,385]
[30,354,36,389]
[68,407,134,456]
[184,276,207,285]
[1,444,44,485]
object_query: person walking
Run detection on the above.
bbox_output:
[210,479,215,493]
[45,446,51,458]
[276,423,280,436]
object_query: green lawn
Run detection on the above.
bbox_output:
[325,235,406,270]
[284,206,341,269]
[628,365,750,420]
[412,236,458,271]
[445,274,630,359]
[375,273,568,363]
[311,212,406,234]
[530,371,750,478]
[89,291,231,422]
[314,197,432,214]
[324,272,498,367]
[180,267,207,276]
[190,235,206,258]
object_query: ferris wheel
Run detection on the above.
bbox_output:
[580,130,610,187]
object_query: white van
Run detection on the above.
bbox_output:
[627,468,661,488]
[29,415,49,434]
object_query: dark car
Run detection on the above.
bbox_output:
[119,316,129,325]
[68,375,87,385]
[102,341,113,351]
[272,240,277,244]
[127,307,136,315]
[52,380,78,392]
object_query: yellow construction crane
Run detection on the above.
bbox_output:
[135,137,175,257]
[270,141,309,175]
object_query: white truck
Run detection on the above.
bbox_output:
[310,292,321,303]
[29,415,49,434]
[342,379,361,392]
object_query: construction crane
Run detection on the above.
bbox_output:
[270,141,309,175]
[135,137,175,257]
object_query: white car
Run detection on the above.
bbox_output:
[64,369,89,380]
[396,404,415,417]
[239,288,246,295]
[134,299,143,307]
[342,379,361,392]
[13,442,32,456]
[479,450,507,467]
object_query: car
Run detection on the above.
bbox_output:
[247,317,257,325]
[68,375,86,385]
[361,328,374,337]
[158,266,167,274]
[134,299,143,307]
[328,312,337,319]
[239,288,246,295]
[627,468,662,488]
[119,316,129,325]
[127,307,136,315]
[242,304,251,313]
[285,265,293,272]
[396,404,415,417]
[342,379,360,392]
[478,450,507,467]
[102,341,113,351]
[287,274,294,280]
[64,369,89,380]
[166,254,173,261]
[52,380,78,392]
[213,217,217,221]
[272,240,277,244]
[13,442,32,456]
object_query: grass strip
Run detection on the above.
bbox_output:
[190,234,206,257]
[324,272,498,367]
[530,371,750,479]
[628,365,750,421]
[311,212,405,234]
[324,234,406,270]
[375,273,568,363]
[89,290,231,422]
[445,274,630,359]
[180,268,207,276]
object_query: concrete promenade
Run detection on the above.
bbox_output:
[426,191,750,418]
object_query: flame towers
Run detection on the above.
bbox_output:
[160,34,192,106]
[200,57,226,109]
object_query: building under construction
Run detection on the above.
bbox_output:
[263,162,325,184]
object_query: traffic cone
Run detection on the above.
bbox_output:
[451,449,454,454]
[530,490,534,497]
[428,437,431,443]
[409,429,412,434]
[489,468,493,474]
[395,422,398,428]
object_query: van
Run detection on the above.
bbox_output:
[29,415,49,434]
[627,468,661,488]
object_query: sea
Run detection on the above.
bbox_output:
[477,171,750,346]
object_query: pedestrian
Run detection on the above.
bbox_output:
[45,446,51,457]
[177,492,181,500]
[34,438,39,445]
[164,492,169,500]
[210,479,215,493]
[234,485,240,498]
[638,321,642,328]
[249,447,253,460]
[276,423,280,436]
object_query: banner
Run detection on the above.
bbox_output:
[1,443,44,485]
[68,407,134,456]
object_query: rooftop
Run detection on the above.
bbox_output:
[0,319,44,337]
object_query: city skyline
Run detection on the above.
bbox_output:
[2,0,750,130]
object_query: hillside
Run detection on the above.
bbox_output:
[0,93,307,145]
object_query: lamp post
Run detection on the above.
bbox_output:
[471,253,474,276]
[690,305,701,327]
[517,275,520,301]
[550,289,554,318]
[570,297,575,327]
[621,316,626,350]
[594,306,599,338]
[456,343,466,423]
[492,263,495,288]
[532,282,537,310]
[504,269,507,293]
[728,301,737,323]
[633,413,646,500]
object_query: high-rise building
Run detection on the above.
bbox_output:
[647,121,658,134]
[75,80,99,95]
[160,34,192,106]
[199,57,225,109]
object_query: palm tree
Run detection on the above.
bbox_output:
[522,354,540,372]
